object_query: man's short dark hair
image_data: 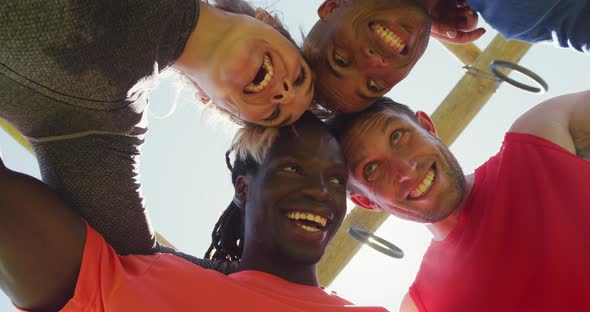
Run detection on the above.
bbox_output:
[327,97,418,141]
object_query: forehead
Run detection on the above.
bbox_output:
[343,109,415,151]
[267,122,346,166]
[355,109,413,134]
[315,66,374,112]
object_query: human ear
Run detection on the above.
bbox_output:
[415,111,438,136]
[234,176,249,209]
[317,0,349,21]
[255,8,280,29]
[350,193,381,212]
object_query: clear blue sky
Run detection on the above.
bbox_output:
[1,1,589,310]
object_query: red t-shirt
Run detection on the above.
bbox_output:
[410,133,590,311]
[58,223,388,311]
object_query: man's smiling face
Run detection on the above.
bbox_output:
[342,108,466,223]
[304,0,431,112]
[241,113,348,264]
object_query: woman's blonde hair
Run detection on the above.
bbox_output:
[231,124,280,165]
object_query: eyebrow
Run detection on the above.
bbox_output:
[381,118,393,134]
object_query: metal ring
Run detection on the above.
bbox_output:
[489,60,549,94]
[348,227,404,259]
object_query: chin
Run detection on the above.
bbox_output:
[280,245,325,265]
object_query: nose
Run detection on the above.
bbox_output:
[363,48,387,68]
[390,158,417,184]
[301,178,332,202]
[272,80,294,103]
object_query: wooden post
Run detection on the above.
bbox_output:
[438,41,482,65]
[0,118,32,153]
[432,36,531,144]
[317,35,531,287]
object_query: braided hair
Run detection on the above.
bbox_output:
[204,149,261,262]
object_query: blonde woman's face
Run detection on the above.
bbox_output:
[201,14,314,127]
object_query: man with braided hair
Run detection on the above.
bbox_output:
[0,112,389,311]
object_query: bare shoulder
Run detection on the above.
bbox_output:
[509,90,590,157]
[400,292,419,312]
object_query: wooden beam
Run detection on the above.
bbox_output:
[0,118,32,153]
[0,118,176,249]
[317,35,531,287]
[156,232,175,248]
[432,36,531,144]
[438,41,482,65]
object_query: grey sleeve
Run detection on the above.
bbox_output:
[1,0,203,262]
[31,132,158,255]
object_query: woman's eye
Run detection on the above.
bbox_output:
[334,52,351,66]
[391,130,403,145]
[294,65,307,86]
[368,80,384,93]
[281,165,299,174]
[363,162,379,181]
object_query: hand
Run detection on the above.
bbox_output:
[430,0,486,44]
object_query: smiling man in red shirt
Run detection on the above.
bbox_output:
[329,90,590,311]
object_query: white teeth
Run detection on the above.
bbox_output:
[244,54,274,93]
[409,168,435,199]
[298,224,321,232]
[372,23,406,53]
[314,215,322,223]
[286,211,328,228]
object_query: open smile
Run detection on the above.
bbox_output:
[407,165,436,200]
[286,210,331,233]
[244,53,275,94]
[369,22,409,55]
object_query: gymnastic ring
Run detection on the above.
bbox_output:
[489,60,549,94]
[348,227,404,259]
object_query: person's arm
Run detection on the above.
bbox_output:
[509,89,590,160]
[32,134,234,273]
[0,155,85,311]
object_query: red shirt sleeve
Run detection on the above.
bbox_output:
[61,221,158,311]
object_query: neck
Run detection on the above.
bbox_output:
[238,249,320,287]
[172,2,235,81]
[426,173,475,241]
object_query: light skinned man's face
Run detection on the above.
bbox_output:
[342,109,466,222]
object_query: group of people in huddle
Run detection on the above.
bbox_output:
[1,0,589,311]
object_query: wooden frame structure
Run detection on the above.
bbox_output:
[0,35,531,286]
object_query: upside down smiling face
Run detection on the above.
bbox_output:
[304,0,431,112]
